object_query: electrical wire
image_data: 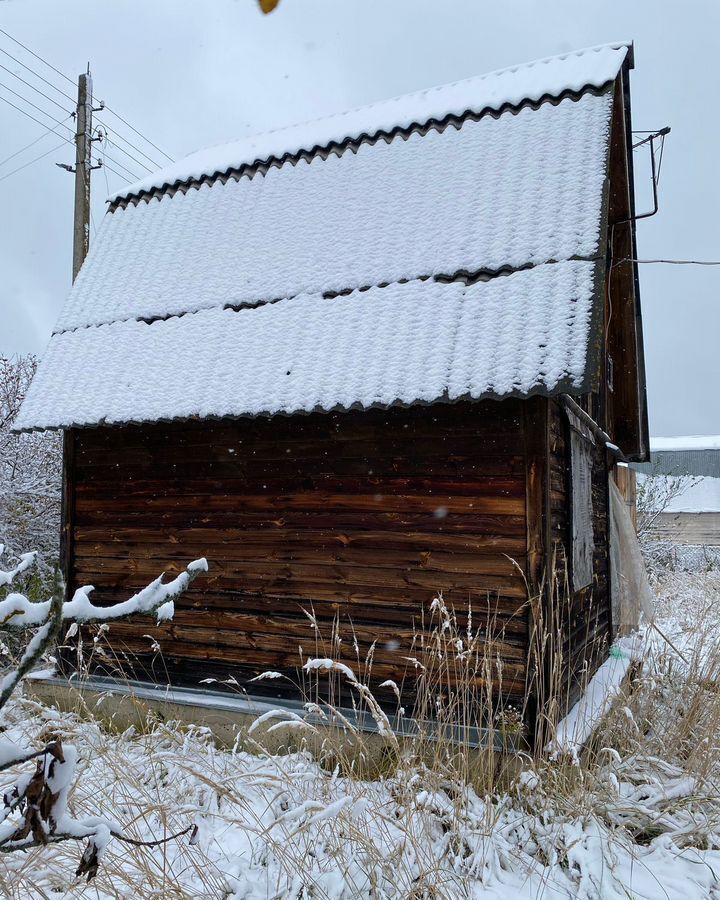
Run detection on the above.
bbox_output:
[0,59,72,114]
[0,26,75,86]
[102,146,110,196]
[633,258,720,266]
[99,132,152,173]
[0,26,173,166]
[0,139,66,182]
[98,104,174,162]
[0,90,75,138]
[0,44,75,105]
[0,112,73,168]
[94,120,162,169]
[99,151,139,181]
[0,76,74,128]
[101,160,133,182]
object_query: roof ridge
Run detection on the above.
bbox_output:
[110,84,613,211]
[108,41,629,205]
[200,41,631,149]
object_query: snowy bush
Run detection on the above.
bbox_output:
[0,355,61,596]
[0,544,207,879]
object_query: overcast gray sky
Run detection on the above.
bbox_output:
[0,0,718,437]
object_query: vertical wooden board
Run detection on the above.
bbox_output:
[605,70,646,459]
[547,399,612,714]
[523,397,549,597]
[522,396,550,740]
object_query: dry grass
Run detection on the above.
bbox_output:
[0,568,719,897]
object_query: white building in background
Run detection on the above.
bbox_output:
[634,436,720,545]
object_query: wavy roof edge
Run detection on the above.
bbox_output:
[109,41,630,205]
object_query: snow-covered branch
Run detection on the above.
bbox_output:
[1,355,62,590]
[0,540,207,879]
[0,546,36,588]
[0,558,208,631]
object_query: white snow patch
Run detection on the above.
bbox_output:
[651,435,720,452]
[550,635,643,761]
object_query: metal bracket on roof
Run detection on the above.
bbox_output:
[628,126,671,221]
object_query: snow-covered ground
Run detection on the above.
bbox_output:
[1,567,720,899]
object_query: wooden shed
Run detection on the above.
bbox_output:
[17,43,648,728]
[634,437,720,545]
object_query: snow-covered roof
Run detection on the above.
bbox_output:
[651,436,720,453]
[665,477,720,513]
[110,42,629,203]
[15,43,629,433]
[15,262,597,429]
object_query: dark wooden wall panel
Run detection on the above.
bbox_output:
[548,399,611,711]
[67,401,530,706]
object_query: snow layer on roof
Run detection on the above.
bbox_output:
[111,42,628,201]
[651,436,720,452]
[666,476,720,513]
[15,261,596,431]
[59,92,612,332]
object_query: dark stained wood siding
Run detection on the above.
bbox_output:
[66,400,530,706]
[548,399,611,711]
[605,69,647,459]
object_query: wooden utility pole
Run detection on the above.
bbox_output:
[72,71,92,282]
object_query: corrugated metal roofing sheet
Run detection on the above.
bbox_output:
[15,261,598,431]
[16,43,628,432]
[633,449,720,478]
[110,42,628,204]
[57,91,612,333]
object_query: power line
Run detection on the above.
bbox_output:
[0,59,72,114]
[99,104,173,163]
[0,112,73,168]
[0,26,75,86]
[633,258,720,266]
[99,132,152,173]
[0,139,66,183]
[0,76,73,127]
[94,120,162,169]
[0,44,75,105]
[92,147,138,181]
[0,26,173,166]
[0,90,75,139]
[100,160,133,182]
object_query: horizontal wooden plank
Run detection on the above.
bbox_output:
[94,635,528,691]
[73,507,528,535]
[74,527,527,555]
[74,545,525,578]
[75,457,526,485]
[73,560,527,597]
[74,401,523,451]
[74,474,526,501]
[75,432,525,468]
[108,618,527,663]
[74,491,525,517]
